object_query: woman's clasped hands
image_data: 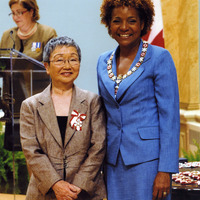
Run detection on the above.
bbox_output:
[52,180,81,200]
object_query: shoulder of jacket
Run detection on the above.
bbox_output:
[74,85,99,102]
[99,49,113,58]
[2,27,17,36]
[148,43,170,56]
[37,23,56,32]
[22,92,41,105]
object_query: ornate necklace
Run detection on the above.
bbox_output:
[18,23,37,37]
[107,41,148,96]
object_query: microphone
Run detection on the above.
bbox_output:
[9,30,15,49]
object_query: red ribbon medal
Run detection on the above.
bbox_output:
[70,110,86,131]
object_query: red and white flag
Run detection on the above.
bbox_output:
[143,0,164,47]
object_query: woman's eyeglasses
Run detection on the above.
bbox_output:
[49,57,80,66]
[8,10,28,17]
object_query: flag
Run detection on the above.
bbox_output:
[143,0,164,47]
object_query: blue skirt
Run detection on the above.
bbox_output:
[106,153,171,200]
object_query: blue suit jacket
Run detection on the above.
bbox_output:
[97,41,180,173]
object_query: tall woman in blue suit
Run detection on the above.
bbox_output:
[97,0,180,199]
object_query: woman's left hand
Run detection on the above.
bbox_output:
[152,172,170,200]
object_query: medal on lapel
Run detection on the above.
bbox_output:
[70,110,86,131]
[31,42,41,52]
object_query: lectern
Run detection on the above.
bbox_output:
[0,48,50,151]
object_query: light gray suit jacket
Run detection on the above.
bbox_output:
[20,84,107,200]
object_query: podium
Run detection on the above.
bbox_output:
[0,48,50,151]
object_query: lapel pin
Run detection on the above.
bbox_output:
[70,110,86,131]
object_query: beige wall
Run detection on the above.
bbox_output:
[161,0,200,155]
[161,0,199,110]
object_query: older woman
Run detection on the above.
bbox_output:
[0,0,57,61]
[97,0,180,200]
[20,36,107,200]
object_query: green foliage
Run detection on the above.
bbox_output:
[0,133,11,183]
[182,139,200,161]
[0,122,29,194]
[0,128,26,183]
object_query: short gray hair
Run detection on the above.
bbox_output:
[43,36,81,62]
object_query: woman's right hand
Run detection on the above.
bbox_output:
[52,180,78,200]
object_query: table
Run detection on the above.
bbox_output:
[172,167,200,200]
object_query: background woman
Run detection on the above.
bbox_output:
[20,36,106,200]
[0,0,57,61]
[97,0,180,199]
[0,0,57,151]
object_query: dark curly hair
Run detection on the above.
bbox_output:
[100,0,155,37]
